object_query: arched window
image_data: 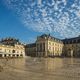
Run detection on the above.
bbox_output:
[12,50,15,53]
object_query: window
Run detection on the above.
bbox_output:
[13,54,15,57]
[4,54,6,57]
[49,42,51,45]
[9,54,11,56]
[12,50,15,53]
[20,54,23,56]
[0,54,2,57]
[17,54,19,57]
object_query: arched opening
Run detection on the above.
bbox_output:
[0,54,2,57]
[12,50,15,53]
[17,54,19,57]
[20,54,23,57]
[4,54,6,57]
[8,54,11,57]
[12,54,15,57]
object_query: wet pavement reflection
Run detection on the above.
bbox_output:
[0,57,80,80]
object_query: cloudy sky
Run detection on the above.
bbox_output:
[0,0,80,43]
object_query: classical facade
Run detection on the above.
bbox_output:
[36,34,63,57]
[63,36,80,57]
[0,38,25,58]
[25,34,80,57]
[25,34,63,57]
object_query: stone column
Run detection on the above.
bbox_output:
[45,41,48,57]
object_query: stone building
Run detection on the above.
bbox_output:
[63,36,80,57]
[0,38,25,58]
[25,34,80,58]
[36,34,63,57]
[25,43,36,57]
[26,34,63,57]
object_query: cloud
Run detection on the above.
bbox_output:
[38,0,42,5]
[2,0,80,38]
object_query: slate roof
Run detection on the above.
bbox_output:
[26,43,36,48]
[38,34,63,43]
[62,36,80,44]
